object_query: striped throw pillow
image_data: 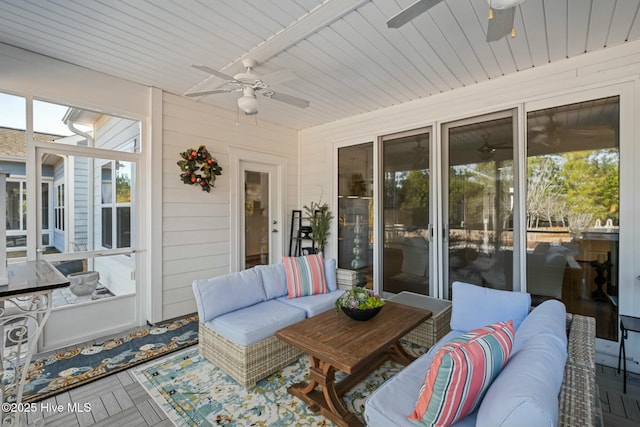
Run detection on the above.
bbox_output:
[409,320,515,425]
[282,254,328,298]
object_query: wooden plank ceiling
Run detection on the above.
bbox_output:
[0,0,638,130]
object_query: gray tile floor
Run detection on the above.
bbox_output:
[598,364,640,427]
[18,337,638,427]
[31,368,172,427]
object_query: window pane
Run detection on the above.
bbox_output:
[382,131,431,295]
[6,181,21,230]
[116,161,132,203]
[42,183,49,229]
[116,207,131,248]
[102,207,113,249]
[244,171,269,268]
[101,164,112,204]
[526,96,619,341]
[34,100,141,153]
[337,143,374,288]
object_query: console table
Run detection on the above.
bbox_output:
[0,260,70,427]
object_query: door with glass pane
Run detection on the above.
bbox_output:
[442,111,516,299]
[240,161,280,269]
[381,129,432,295]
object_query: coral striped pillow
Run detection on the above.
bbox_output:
[282,254,328,298]
[409,320,515,425]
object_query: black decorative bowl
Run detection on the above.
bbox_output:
[341,306,382,321]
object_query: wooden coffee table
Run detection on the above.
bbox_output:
[275,301,432,427]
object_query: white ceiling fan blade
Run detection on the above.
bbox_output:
[486,7,516,42]
[184,89,229,98]
[191,64,236,81]
[259,68,298,86]
[262,91,310,109]
[386,0,445,29]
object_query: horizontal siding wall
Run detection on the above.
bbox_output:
[161,93,298,320]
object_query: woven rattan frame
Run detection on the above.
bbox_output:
[198,324,302,388]
[402,304,452,348]
[559,314,602,427]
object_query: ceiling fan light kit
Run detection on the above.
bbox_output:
[237,87,259,115]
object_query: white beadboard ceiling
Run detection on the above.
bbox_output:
[0,0,639,130]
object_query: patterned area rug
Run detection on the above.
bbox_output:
[134,341,427,426]
[15,314,199,403]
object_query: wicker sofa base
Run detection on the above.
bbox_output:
[559,314,602,427]
[198,323,303,388]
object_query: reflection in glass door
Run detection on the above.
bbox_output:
[526,96,619,340]
[443,111,516,299]
[241,162,278,269]
[381,129,431,295]
[337,143,374,288]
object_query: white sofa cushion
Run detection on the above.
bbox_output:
[209,300,306,346]
[324,257,338,291]
[256,263,288,300]
[512,299,567,355]
[450,281,531,331]
[364,330,477,427]
[276,289,343,317]
[192,268,267,323]
[475,300,568,427]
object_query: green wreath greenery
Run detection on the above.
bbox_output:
[177,145,222,193]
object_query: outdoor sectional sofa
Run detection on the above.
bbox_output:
[365,281,602,427]
[192,258,352,387]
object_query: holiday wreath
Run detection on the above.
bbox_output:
[177,145,222,193]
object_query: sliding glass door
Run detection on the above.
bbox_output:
[525,96,619,340]
[381,129,432,295]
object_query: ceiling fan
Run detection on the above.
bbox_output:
[185,58,310,115]
[386,0,527,42]
[478,135,510,160]
[528,112,563,147]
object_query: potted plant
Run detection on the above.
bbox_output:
[335,287,385,321]
[303,201,334,254]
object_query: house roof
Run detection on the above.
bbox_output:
[0,0,639,130]
[0,127,64,156]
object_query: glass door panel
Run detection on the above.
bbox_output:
[526,96,619,340]
[244,169,271,268]
[337,143,374,288]
[381,130,431,295]
[443,112,515,299]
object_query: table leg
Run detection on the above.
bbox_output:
[617,320,622,373]
[287,355,362,427]
[622,327,628,394]
[388,341,416,366]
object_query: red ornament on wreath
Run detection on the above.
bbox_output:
[177,145,223,193]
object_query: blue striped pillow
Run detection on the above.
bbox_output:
[409,320,515,425]
[282,254,328,298]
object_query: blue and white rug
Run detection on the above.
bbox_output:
[134,341,426,426]
[16,314,198,403]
